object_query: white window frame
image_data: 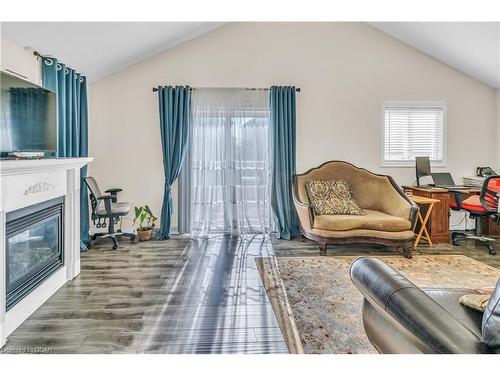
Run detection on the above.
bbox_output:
[381,101,447,168]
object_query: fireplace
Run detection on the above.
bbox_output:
[0,157,92,347]
[5,196,64,311]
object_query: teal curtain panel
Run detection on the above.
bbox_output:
[157,86,191,239]
[270,86,300,240]
[42,57,89,251]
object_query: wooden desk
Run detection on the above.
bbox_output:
[403,185,500,244]
[403,186,451,243]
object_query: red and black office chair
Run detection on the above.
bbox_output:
[450,176,500,255]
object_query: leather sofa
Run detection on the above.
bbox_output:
[293,161,418,258]
[350,257,500,354]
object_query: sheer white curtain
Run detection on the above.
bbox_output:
[189,88,271,236]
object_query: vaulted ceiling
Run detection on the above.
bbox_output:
[2,22,499,88]
[370,22,500,88]
[1,22,224,81]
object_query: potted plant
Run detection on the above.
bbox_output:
[133,205,157,241]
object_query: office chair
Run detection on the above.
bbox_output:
[84,177,136,250]
[450,175,500,255]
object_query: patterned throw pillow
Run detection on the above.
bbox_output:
[305,179,365,216]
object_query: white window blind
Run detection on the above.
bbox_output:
[382,102,446,166]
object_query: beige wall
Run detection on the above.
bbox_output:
[498,89,500,164]
[1,35,41,85]
[89,22,499,230]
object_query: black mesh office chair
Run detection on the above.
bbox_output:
[84,177,135,249]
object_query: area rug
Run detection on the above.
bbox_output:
[255,255,500,354]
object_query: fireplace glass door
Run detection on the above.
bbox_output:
[6,196,64,310]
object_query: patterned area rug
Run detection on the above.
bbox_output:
[255,255,500,354]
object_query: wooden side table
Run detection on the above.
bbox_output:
[410,195,441,248]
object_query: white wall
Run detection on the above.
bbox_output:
[88,22,499,229]
[0,35,41,85]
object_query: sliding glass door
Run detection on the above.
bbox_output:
[184,88,271,236]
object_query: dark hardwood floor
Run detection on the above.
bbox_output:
[1,234,499,354]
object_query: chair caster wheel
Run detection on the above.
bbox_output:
[117,229,122,233]
[91,234,98,241]
[487,244,496,255]
[112,244,118,250]
[451,232,464,246]
[130,235,136,242]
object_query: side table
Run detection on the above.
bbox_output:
[411,195,441,248]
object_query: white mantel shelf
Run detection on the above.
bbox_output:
[0,156,93,348]
[0,157,93,176]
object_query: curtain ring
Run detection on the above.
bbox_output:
[79,77,84,83]
[56,64,62,71]
[64,68,69,75]
[44,58,54,66]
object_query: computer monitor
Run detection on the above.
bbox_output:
[415,156,431,186]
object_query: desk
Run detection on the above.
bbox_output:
[402,185,500,244]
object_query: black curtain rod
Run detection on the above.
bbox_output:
[152,86,301,93]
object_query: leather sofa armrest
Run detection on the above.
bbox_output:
[350,257,492,354]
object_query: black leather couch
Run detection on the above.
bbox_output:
[350,257,500,354]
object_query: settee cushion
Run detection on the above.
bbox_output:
[313,209,411,232]
[305,179,365,216]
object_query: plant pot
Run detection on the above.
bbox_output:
[137,228,153,242]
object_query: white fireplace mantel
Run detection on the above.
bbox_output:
[0,157,92,348]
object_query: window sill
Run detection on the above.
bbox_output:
[382,161,447,168]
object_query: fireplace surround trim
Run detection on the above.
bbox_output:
[0,157,92,348]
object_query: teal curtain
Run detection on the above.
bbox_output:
[157,86,191,240]
[42,57,89,251]
[270,86,300,240]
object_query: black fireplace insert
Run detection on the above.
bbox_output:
[5,196,64,311]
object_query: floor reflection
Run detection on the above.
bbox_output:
[141,234,288,353]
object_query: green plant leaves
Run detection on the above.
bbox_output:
[133,205,157,231]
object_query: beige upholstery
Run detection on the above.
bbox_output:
[296,162,412,220]
[314,209,411,232]
[293,161,417,256]
[310,228,415,240]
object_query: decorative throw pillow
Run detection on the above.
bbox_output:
[459,294,491,312]
[305,179,365,216]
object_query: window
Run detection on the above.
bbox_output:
[188,88,271,236]
[382,101,446,167]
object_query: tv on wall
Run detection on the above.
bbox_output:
[0,71,57,158]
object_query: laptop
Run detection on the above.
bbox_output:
[431,173,468,189]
